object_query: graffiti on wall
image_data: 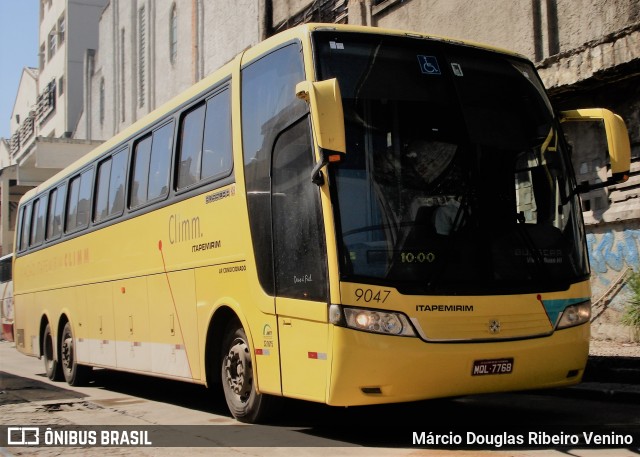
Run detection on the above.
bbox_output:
[587,229,640,309]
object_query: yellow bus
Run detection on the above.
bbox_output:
[13,23,631,423]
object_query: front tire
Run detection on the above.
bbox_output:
[43,323,62,381]
[60,321,91,386]
[220,322,273,423]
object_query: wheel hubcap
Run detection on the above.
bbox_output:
[224,338,252,401]
[62,333,73,370]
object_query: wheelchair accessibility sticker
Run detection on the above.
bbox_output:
[417,55,441,75]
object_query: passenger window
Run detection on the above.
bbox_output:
[131,136,152,208]
[66,176,81,230]
[202,89,232,180]
[95,147,128,222]
[19,204,32,251]
[177,87,231,190]
[148,123,173,200]
[95,158,112,222]
[109,149,128,215]
[47,184,66,239]
[178,104,205,189]
[30,196,47,246]
[77,170,94,228]
[66,169,94,232]
[131,122,174,208]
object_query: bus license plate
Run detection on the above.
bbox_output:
[472,358,513,376]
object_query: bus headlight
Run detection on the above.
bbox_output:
[329,304,416,337]
[556,301,591,329]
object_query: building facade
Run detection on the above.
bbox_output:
[1,0,107,256]
[2,0,639,341]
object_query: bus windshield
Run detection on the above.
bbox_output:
[314,31,588,295]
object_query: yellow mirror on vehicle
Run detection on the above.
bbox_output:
[296,79,346,185]
[560,108,631,184]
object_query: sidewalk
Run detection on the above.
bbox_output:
[565,350,640,402]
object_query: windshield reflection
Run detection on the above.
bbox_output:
[314,32,588,295]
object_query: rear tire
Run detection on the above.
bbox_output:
[220,322,274,423]
[60,321,91,386]
[43,323,62,381]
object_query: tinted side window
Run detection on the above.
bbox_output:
[77,169,94,229]
[30,196,47,246]
[131,122,174,208]
[177,104,205,189]
[242,43,306,295]
[202,89,232,181]
[148,122,173,200]
[19,204,32,251]
[95,147,128,222]
[66,169,94,232]
[47,184,66,240]
[66,176,81,230]
[272,119,327,301]
[130,136,152,208]
[95,157,112,222]
[109,148,128,215]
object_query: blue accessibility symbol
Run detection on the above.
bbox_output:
[417,55,441,75]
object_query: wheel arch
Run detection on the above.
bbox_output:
[37,311,72,360]
[204,304,260,389]
[56,313,70,352]
[204,305,239,388]
[38,312,56,359]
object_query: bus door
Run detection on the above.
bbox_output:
[272,116,331,402]
[242,42,331,401]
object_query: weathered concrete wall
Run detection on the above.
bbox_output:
[556,0,640,52]
[373,0,537,59]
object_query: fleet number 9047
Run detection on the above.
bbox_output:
[354,288,391,303]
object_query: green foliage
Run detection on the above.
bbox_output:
[621,271,640,331]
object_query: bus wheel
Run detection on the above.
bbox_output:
[43,323,62,381]
[221,323,272,423]
[60,321,91,386]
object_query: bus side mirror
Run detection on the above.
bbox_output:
[296,79,346,185]
[560,108,631,192]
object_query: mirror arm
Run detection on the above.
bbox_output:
[311,151,329,186]
[567,174,629,204]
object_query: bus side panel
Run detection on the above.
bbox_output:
[277,297,330,403]
[194,264,282,394]
[113,277,151,372]
[85,282,117,367]
[148,270,199,380]
[13,292,36,356]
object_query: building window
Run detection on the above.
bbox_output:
[48,28,56,61]
[170,4,178,64]
[58,15,65,45]
[58,76,64,96]
[138,6,146,108]
[40,43,45,69]
[99,78,105,125]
